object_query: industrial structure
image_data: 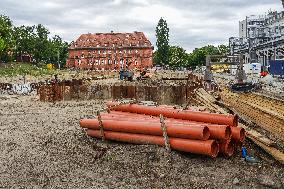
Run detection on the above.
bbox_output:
[66,31,153,70]
[229,10,284,66]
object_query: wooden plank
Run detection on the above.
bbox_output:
[196,93,228,114]
[196,88,217,103]
[238,123,275,147]
[220,93,284,140]
[249,136,284,164]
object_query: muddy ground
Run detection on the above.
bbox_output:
[0,95,283,189]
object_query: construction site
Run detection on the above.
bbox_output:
[0,61,284,188]
[1,1,284,188]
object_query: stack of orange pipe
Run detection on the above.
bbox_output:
[80,102,245,158]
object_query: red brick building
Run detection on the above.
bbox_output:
[66,31,153,70]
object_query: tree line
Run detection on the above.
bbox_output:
[0,15,68,67]
[154,18,229,69]
[0,15,228,69]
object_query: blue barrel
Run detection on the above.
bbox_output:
[241,147,247,158]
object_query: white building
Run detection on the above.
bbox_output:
[230,11,284,66]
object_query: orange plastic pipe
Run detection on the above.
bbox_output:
[231,127,245,142]
[205,125,231,140]
[80,119,210,140]
[107,101,238,127]
[101,112,158,119]
[86,129,219,157]
[218,140,234,157]
[104,111,227,127]
[98,114,231,140]
[106,111,226,127]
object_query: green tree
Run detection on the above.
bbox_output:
[33,24,50,63]
[1,14,69,65]
[187,45,220,68]
[217,44,229,54]
[0,15,13,41]
[0,15,13,61]
[47,35,69,68]
[168,46,188,68]
[13,25,36,61]
[155,17,169,66]
[0,37,6,52]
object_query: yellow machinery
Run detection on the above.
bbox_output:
[47,63,54,70]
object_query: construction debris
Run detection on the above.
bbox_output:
[220,89,284,141]
[191,86,284,164]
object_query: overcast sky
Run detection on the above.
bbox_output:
[0,0,283,52]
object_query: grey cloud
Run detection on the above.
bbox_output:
[0,0,282,51]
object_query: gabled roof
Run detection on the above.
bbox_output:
[70,31,152,49]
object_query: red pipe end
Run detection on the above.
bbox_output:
[233,114,238,127]
[225,140,235,157]
[203,127,210,140]
[210,141,219,158]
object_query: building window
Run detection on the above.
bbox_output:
[108,59,111,65]
[98,50,101,54]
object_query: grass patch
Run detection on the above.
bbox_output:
[0,62,60,77]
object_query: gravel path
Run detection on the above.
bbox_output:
[0,95,283,189]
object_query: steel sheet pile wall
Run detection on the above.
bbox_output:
[37,78,111,102]
[38,82,203,104]
[37,73,206,103]
[80,102,244,157]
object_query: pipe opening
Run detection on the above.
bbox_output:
[224,126,232,140]
[203,127,210,140]
[211,141,219,158]
[226,140,234,157]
